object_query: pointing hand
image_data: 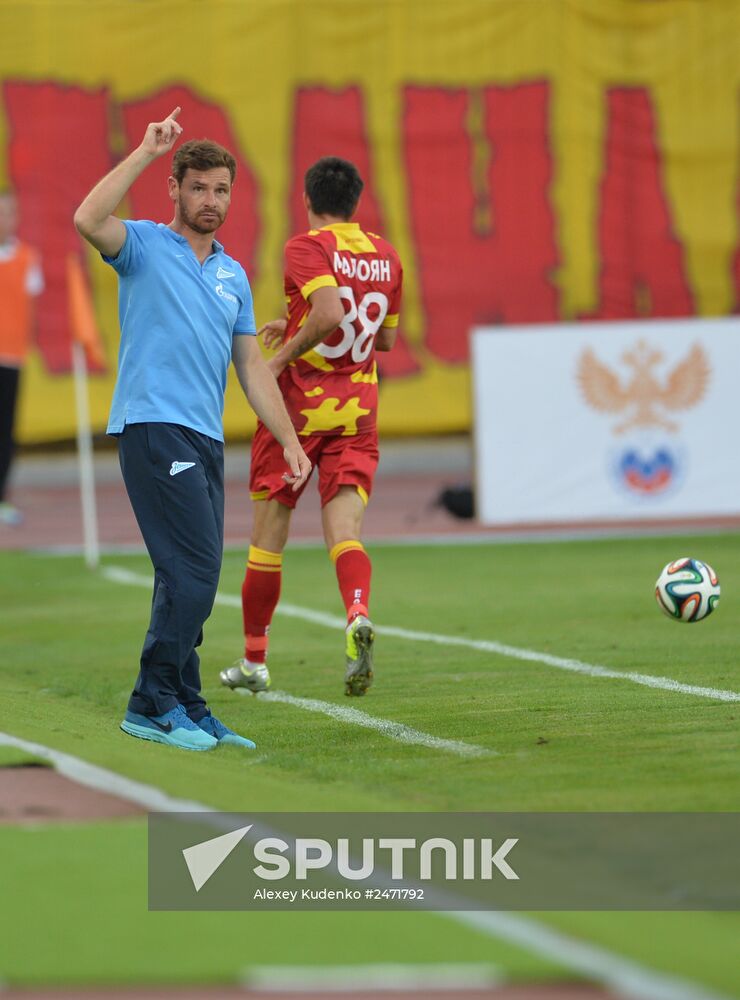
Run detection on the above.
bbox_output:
[141,107,183,158]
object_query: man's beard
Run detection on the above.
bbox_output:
[179,200,225,234]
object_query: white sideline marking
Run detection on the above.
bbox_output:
[452,911,733,1000]
[376,624,740,704]
[102,566,491,759]
[103,565,740,704]
[253,690,490,758]
[0,730,213,813]
[0,728,733,1000]
[272,602,740,704]
[244,962,501,992]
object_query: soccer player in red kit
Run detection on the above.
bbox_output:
[220,156,402,696]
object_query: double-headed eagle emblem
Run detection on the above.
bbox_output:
[577,339,710,434]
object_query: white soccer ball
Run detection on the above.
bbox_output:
[655,557,720,623]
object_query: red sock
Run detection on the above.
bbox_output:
[330,541,371,623]
[241,545,282,662]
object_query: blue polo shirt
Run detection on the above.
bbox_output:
[103,220,256,442]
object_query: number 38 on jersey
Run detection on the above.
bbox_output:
[280,224,403,437]
[315,288,389,363]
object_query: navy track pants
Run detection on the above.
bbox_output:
[118,422,224,720]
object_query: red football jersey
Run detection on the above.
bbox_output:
[278,222,403,436]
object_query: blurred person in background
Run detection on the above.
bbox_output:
[220,156,403,698]
[74,107,310,753]
[0,190,43,526]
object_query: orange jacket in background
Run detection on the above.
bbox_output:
[0,240,43,367]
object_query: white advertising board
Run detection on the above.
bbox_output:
[472,318,740,525]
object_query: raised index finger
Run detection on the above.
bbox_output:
[168,106,181,121]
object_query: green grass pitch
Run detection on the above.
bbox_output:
[0,534,738,994]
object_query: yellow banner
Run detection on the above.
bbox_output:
[1,0,738,443]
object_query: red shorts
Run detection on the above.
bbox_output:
[249,423,379,509]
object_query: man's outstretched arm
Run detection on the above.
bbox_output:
[232,335,311,491]
[267,286,344,376]
[73,106,183,257]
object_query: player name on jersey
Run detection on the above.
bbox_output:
[333,251,392,283]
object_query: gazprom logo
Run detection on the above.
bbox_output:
[215,282,238,304]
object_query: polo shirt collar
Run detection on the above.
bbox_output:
[163,224,223,256]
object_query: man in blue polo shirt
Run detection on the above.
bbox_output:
[74,107,310,752]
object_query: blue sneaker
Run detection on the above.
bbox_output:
[197,714,256,749]
[120,704,217,751]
